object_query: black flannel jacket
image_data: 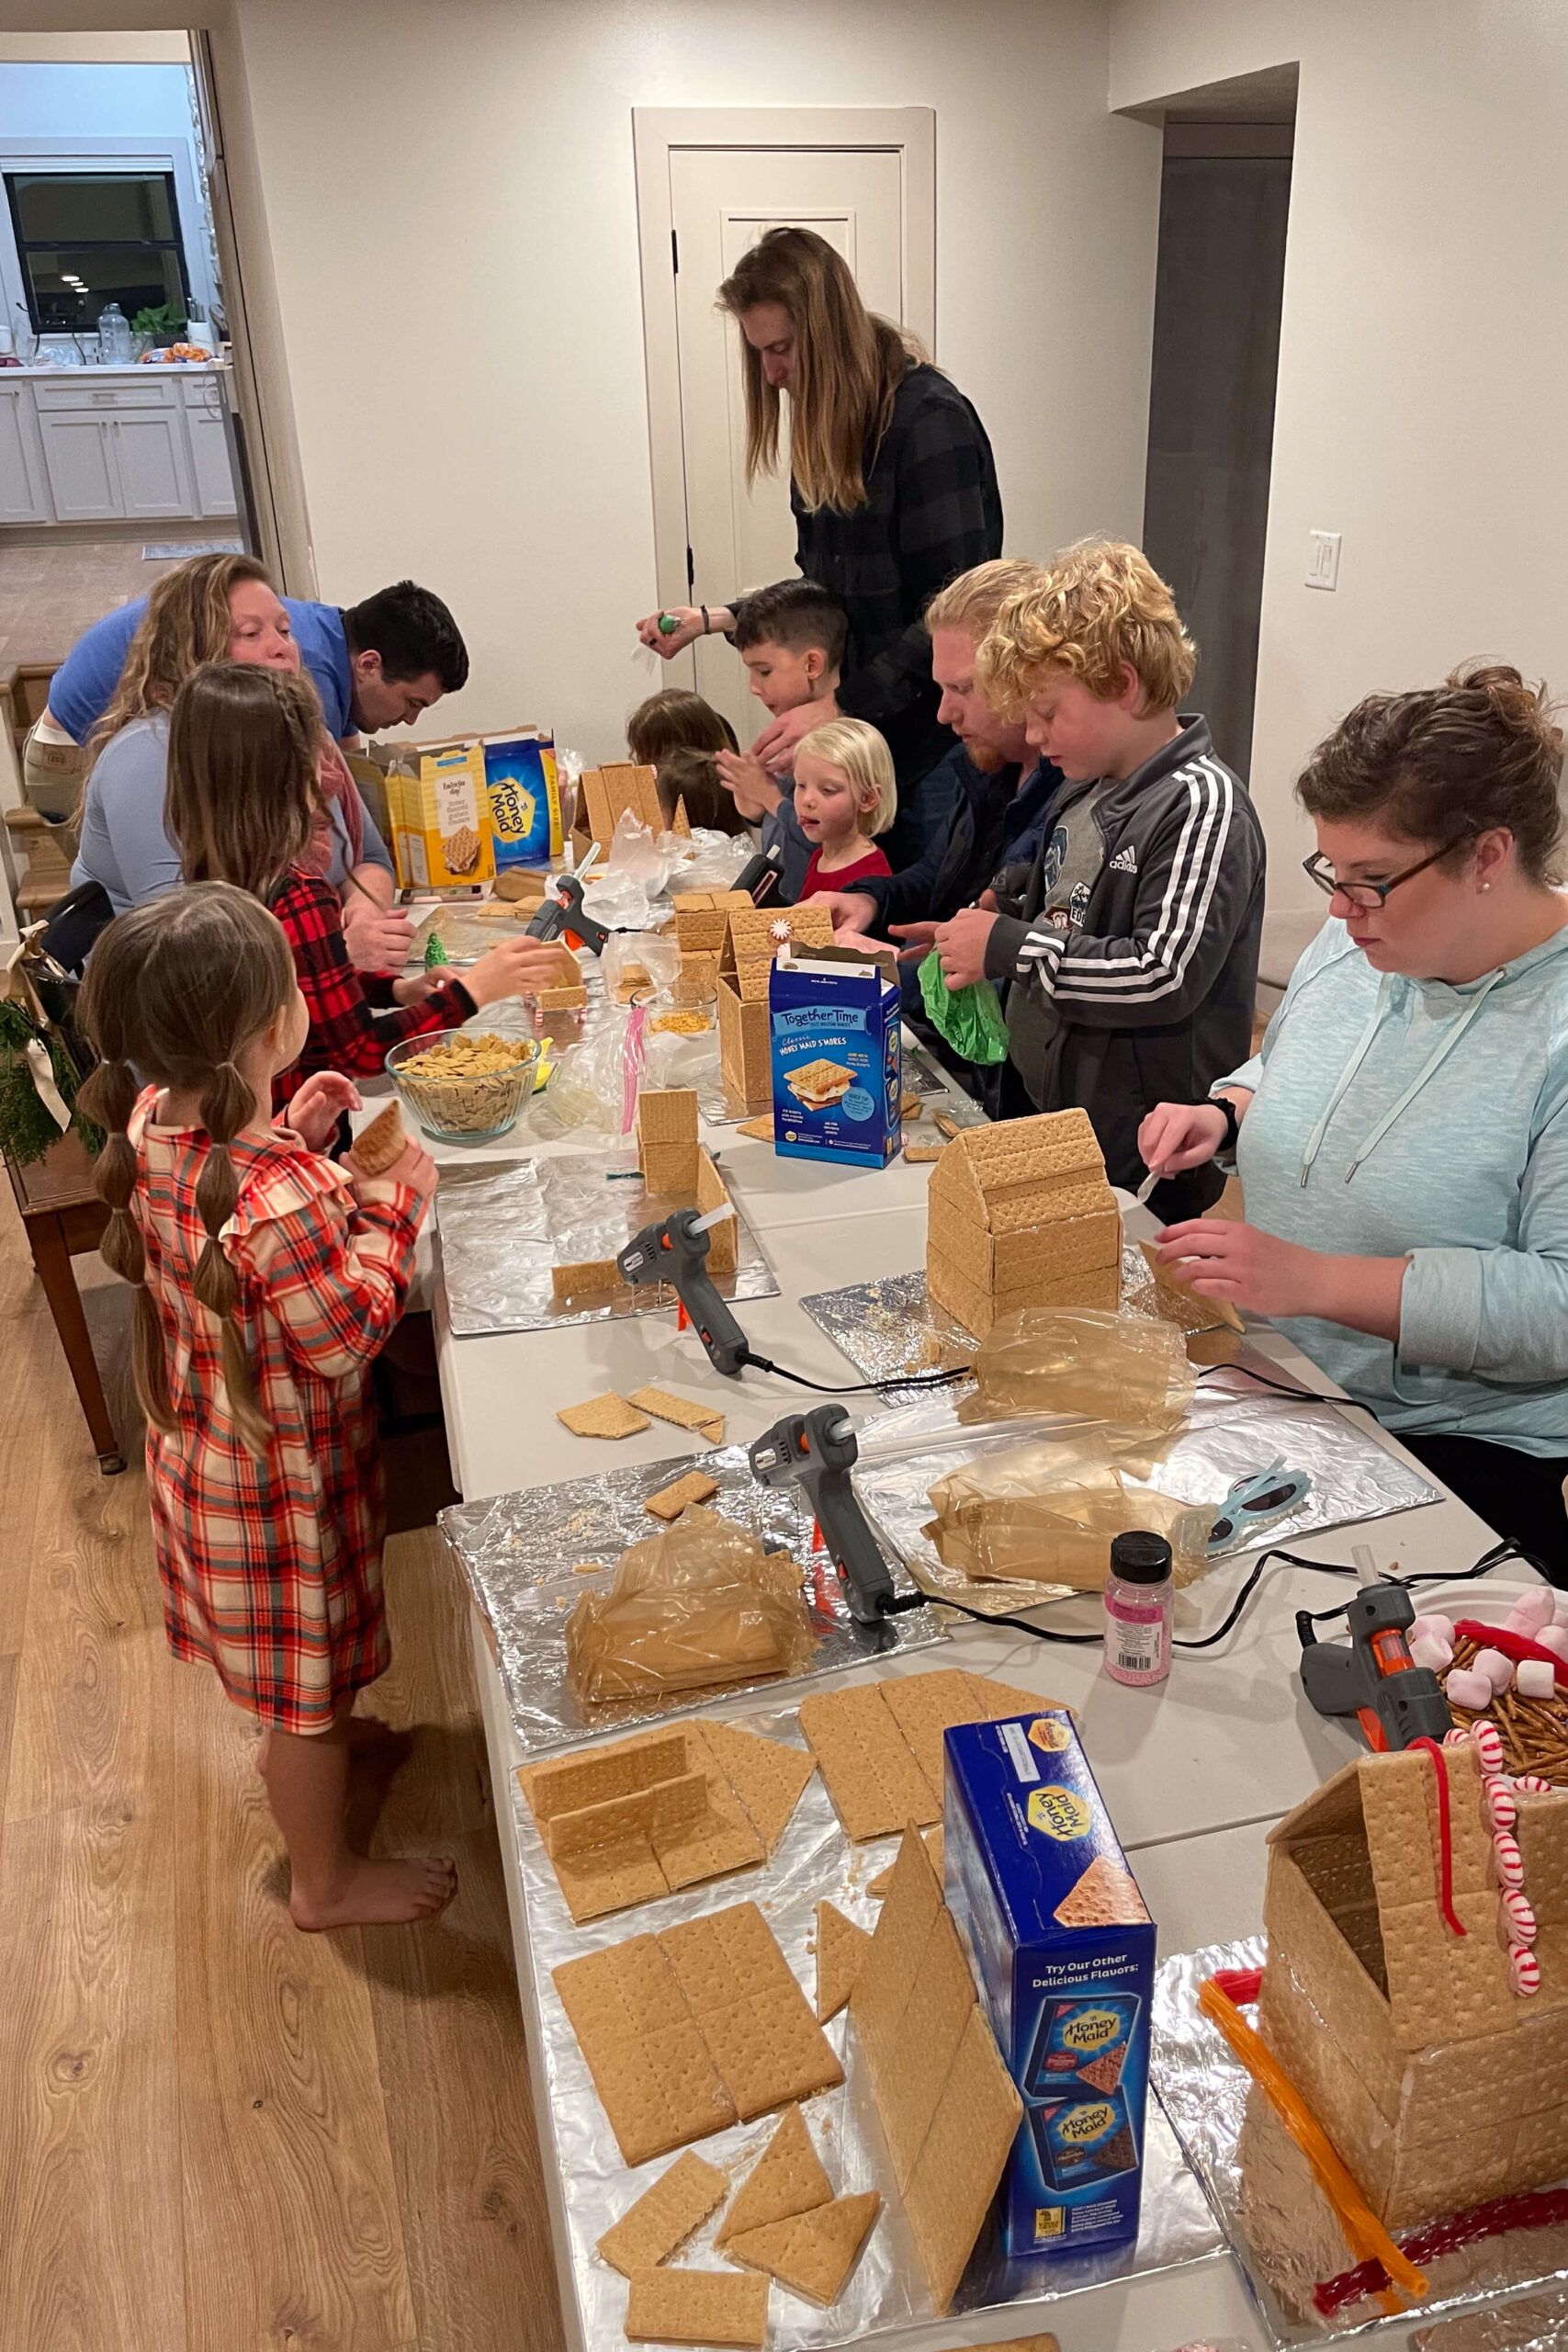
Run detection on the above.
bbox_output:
[791,365,1001,790]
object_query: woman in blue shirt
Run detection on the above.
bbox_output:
[1139,662,1568,1578]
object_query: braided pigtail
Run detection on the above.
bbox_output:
[77,1054,176,1434]
[191,1057,274,1460]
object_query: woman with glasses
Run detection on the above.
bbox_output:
[1137,662,1568,1578]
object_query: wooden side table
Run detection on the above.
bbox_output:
[5,1128,123,1474]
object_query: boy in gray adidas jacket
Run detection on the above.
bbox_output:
[931,540,1265,1219]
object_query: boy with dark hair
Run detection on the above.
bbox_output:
[931,539,1265,1217]
[714,577,847,899]
[341,580,468,729]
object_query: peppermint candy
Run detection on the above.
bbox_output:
[1510,1942,1542,1996]
[1501,1889,1538,1945]
[1514,1774,1554,1794]
[1442,1726,1472,1748]
[1485,1781,1518,1834]
[1492,1828,1525,1889]
[1471,1720,1506,1776]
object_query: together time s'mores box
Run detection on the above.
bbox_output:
[944,1709,1155,2261]
[768,948,900,1168]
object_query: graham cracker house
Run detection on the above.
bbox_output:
[636,1088,736,1274]
[1252,1744,1568,2232]
[925,1109,1122,1338]
[716,903,835,1112]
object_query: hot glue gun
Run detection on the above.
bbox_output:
[525,845,612,956]
[616,1203,750,1377]
[1297,1545,1453,1752]
[748,1407,911,1628]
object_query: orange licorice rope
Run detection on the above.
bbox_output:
[1198,1976,1429,2309]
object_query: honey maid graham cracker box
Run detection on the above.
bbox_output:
[768,948,900,1168]
[944,1710,1155,2261]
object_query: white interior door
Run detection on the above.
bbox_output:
[667,147,911,740]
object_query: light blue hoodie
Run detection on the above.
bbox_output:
[1222,915,1568,1456]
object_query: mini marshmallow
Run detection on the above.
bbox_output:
[1536,1624,1568,1663]
[1472,1720,1506,1775]
[1474,1646,1516,1694]
[1508,1589,1557,1633]
[1445,1668,1495,1710]
[1517,1657,1558,1701]
[1485,1780,1518,1833]
[1511,1943,1542,1996]
[1502,1889,1538,1944]
[1409,1634,1454,1672]
[1493,1828,1525,1889]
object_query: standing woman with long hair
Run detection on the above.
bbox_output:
[637,227,1001,849]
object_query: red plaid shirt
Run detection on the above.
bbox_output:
[269,867,475,1110]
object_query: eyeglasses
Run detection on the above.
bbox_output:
[1301,839,1467,912]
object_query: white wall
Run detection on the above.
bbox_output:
[229,0,1162,759]
[1112,0,1568,909]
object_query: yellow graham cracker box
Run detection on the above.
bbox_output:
[385,736,495,889]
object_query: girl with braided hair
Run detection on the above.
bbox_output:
[78,882,457,1929]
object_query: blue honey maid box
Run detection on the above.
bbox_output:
[767,948,901,1168]
[944,1710,1155,2261]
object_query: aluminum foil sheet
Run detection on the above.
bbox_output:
[834,1352,1439,1622]
[1153,1940,1568,2347]
[442,1442,949,1757]
[433,1148,779,1336]
[513,1682,1224,2352]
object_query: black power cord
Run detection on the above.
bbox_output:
[738,1346,973,1397]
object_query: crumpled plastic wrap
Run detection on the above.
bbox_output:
[443,1442,949,1755]
[925,1428,1213,1591]
[957,1307,1197,1441]
[565,1512,816,1702]
[1152,1939,1568,2347]
[432,1148,779,1335]
[501,1676,1225,2351]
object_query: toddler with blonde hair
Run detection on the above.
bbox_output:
[789,716,897,899]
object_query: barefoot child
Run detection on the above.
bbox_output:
[789,715,896,899]
[78,883,457,1929]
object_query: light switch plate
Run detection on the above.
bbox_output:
[1306,530,1342,591]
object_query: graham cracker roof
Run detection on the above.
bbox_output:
[728,905,835,962]
[928,1110,1114,1238]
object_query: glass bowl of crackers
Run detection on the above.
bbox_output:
[385,1028,540,1143]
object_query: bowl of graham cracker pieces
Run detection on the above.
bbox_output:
[386,1028,539,1143]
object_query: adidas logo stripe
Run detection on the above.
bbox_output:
[1108,846,1138,874]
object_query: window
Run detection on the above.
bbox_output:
[6,169,191,334]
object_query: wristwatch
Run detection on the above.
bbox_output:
[1211,1094,1242,1154]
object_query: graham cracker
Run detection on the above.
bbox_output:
[1077,2043,1126,2094]
[716,2103,832,2245]
[545,1770,709,1863]
[900,1091,923,1119]
[552,1258,625,1299]
[869,1824,942,1898]
[637,1087,700,1147]
[797,1684,941,1840]
[552,1936,737,2165]
[728,2190,880,2305]
[522,1730,689,1826]
[877,1905,976,2189]
[525,1726,765,1919]
[738,1115,775,1141]
[699,1719,816,1853]
[662,1723,766,1889]
[659,1901,844,2120]
[1054,1853,1150,1928]
[347,1099,404,1176]
[645,1469,721,1522]
[624,2267,768,2348]
[903,2003,1024,2311]
[556,1391,650,1440]
[628,1386,727,1439]
[642,1138,702,1195]
[850,1826,944,2082]
[904,1141,945,1163]
[882,1668,1066,1806]
[1138,1237,1245,1334]
[596,2149,728,2276]
[814,1900,873,2022]
[550,1837,669,1924]
[536,981,588,1010]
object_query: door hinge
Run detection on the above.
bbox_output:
[685,545,695,592]
[671,228,679,275]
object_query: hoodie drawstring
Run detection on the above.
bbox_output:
[1301,968,1506,1187]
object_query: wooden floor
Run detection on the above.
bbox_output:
[0,1187,566,2352]
[0,529,225,668]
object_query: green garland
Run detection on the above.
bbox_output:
[0,999,102,1167]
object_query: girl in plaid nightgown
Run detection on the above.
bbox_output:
[79,882,456,1930]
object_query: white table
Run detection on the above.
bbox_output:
[400,1091,1517,2352]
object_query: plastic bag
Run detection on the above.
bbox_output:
[546,1001,647,1132]
[604,930,681,1003]
[958,1308,1196,1442]
[918,950,1010,1066]
[679,829,757,895]
[924,1429,1211,1591]
[566,1511,816,1703]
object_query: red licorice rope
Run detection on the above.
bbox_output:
[1409,1736,1466,1939]
[1211,1966,1263,2007]
[1315,2186,1568,2314]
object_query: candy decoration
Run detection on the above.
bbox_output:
[1442,1726,1472,1748]
[1514,1773,1554,1794]
[1510,1942,1541,1996]
[1517,1657,1558,1701]
[1492,1828,1525,1890]
[1484,1780,1517,1834]
[1409,1634,1454,1672]
[1536,1624,1568,1664]
[1410,1736,1467,1938]
[1501,1889,1537,1944]
[1472,1720,1506,1776]
[1474,1646,1515,1695]
[1445,1668,1495,1710]
[1508,1589,1556,1633]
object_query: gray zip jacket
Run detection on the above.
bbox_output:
[983,716,1264,1190]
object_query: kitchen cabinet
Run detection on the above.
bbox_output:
[0,380,51,524]
[1,365,236,527]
